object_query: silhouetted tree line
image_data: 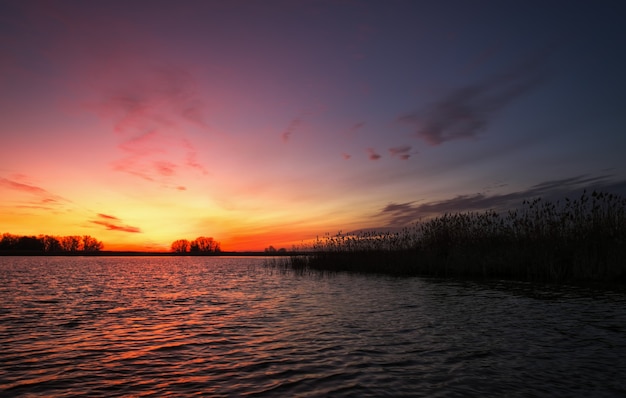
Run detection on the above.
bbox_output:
[264,245,287,253]
[0,233,103,253]
[171,236,221,253]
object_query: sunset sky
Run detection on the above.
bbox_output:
[1,1,625,251]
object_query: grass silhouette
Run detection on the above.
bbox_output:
[277,191,626,284]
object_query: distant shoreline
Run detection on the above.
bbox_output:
[0,251,296,257]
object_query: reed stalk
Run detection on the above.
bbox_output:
[281,191,626,283]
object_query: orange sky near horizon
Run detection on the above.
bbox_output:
[2,1,626,251]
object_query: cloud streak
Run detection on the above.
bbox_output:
[182,139,209,176]
[96,67,209,136]
[282,116,303,143]
[0,177,68,207]
[389,145,412,160]
[154,161,177,177]
[1,177,54,196]
[347,122,365,137]
[399,55,549,146]
[379,174,626,226]
[91,213,142,233]
[367,148,381,160]
[88,67,211,183]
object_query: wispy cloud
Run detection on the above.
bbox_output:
[91,213,142,233]
[182,139,209,176]
[88,67,211,183]
[0,177,68,207]
[282,116,304,143]
[367,148,381,160]
[379,174,626,225]
[389,145,412,160]
[117,130,163,155]
[1,177,55,197]
[97,67,208,135]
[399,54,549,146]
[347,122,365,137]
[350,122,365,131]
[154,160,177,177]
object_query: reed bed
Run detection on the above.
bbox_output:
[283,191,626,283]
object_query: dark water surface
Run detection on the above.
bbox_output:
[1,256,625,397]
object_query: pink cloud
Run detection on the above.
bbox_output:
[186,152,209,175]
[94,68,208,138]
[154,161,177,176]
[84,67,212,183]
[7,5,215,186]
[0,177,68,205]
[91,213,142,233]
[1,177,51,196]
[111,157,155,181]
[282,116,303,143]
[367,148,381,161]
[117,130,164,155]
[182,139,209,175]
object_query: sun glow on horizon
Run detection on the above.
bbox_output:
[1,1,625,252]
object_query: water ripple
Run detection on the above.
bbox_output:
[1,256,625,397]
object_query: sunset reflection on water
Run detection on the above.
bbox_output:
[2,256,625,397]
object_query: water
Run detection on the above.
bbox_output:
[1,256,625,397]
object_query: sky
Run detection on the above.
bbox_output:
[1,0,625,251]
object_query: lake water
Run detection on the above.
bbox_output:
[1,256,625,397]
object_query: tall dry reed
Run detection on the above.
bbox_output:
[285,191,626,283]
